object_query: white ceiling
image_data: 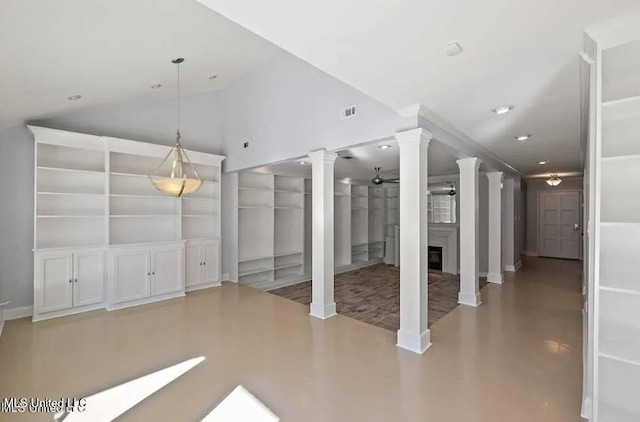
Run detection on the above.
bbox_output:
[263,139,468,182]
[0,0,280,128]
[196,0,640,175]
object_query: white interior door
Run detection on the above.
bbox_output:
[38,252,73,313]
[203,240,221,284]
[539,191,581,259]
[151,246,184,295]
[73,251,104,307]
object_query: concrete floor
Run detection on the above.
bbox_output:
[0,257,584,421]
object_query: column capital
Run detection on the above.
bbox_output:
[456,157,482,170]
[308,149,337,164]
[394,128,433,147]
[486,171,504,182]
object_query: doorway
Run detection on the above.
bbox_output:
[538,190,581,259]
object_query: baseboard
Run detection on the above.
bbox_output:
[505,261,522,273]
[523,250,539,257]
[5,305,33,320]
[479,271,488,278]
[515,260,522,271]
[222,273,231,282]
[0,304,5,339]
[581,396,593,420]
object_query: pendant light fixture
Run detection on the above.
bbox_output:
[546,174,562,187]
[149,58,202,197]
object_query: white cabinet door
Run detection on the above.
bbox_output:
[73,251,104,307]
[203,240,221,284]
[151,246,184,295]
[37,252,73,313]
[111,249,150,304]
[185,243,203,288]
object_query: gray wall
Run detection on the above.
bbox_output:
[0,126,34,308]
[524,176,584,254]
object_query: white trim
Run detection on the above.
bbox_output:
[396,328,432,354]
[523,250,539,257]
[581,396,593,420]
[5,305,33,320]
[222,273,231,282]
[505,264,517,272]
[185,281,222,293]
[515,260,522,271]
[487,273,504,284]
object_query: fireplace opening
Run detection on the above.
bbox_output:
[429,246,443,272]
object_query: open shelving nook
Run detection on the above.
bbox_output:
[32,128,223,251]
[234,172,305,289]
[591,27,640,422]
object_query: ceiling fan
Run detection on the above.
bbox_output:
[371,167,398,185]
[371,167,456,196]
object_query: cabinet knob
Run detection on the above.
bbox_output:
[69,279,72,283]
[152,272,155,275]
[74,278,78,283]
[203,262,206,266]
[147,272,151,276]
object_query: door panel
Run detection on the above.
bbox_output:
[539,191,581,259]
[73,251,104,307]
[203,240,221,284]
[38,252,73,313]
[151,246,184,295]
[185,244,203,287]
[112,249,150,304]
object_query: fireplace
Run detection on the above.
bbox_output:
[429,246,443,271]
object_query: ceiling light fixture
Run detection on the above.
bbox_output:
[491,105,515,115]
[67,95,82,101]
[378,145,391,150]
[151,84,162,89]
[538,160,548,165]
[515,134,532,142]
[149,58,202,197]
[444,42,463,57]
[546,174,562,187]
[209,75,218,80]
[298,160,308,165]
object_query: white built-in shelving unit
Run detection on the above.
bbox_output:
[233,172,305,290]
[351,185,369,264]
[368,187,384,260]
[31,126,224,321]
[588,18,640,422]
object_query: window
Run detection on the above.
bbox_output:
[428,193,456,224]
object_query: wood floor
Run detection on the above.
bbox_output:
[270,263,488,330]
[0,257,584,421]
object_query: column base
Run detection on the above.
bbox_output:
[487,273,504,284]
[458,291,482,307]
[310,302,337,320]
[397,329,432,354]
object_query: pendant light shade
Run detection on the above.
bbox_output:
[546,174,562,187]
[149,58,202,197]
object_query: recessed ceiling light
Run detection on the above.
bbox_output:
[151,84,162,89]
[491,105,515,115]
[444,42,463,57]
[378,145,391,150]
[209,75,218,80]
[515,134,532,142]
[298,160,308,165]
[67,95,82,101]
[538,160,548,165]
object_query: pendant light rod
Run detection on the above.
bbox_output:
[172,58,184,144]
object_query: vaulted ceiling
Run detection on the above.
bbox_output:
[196,0,640,175]
[0,0,280,128]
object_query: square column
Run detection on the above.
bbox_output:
[502,177,516,272]
[486,172,504,284]
[309,150,337,319]
[396,128,432,354]
[457,157,482,307]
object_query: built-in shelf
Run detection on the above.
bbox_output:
[239,255,274,263]
[274,251,303,257]
[37,215,104,218]
[239,267,274,277]
[38,191,104,197]
[37,166,105,175]
[600,286,640,295]
[274,263,303,271]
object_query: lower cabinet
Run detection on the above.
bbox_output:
[185,238,221,291]
[109,242,185,309]
[34,249,105,321]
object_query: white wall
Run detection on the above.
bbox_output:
[524,176,584,254]
[0,52,412,309]
[0,126,34,309]
[218,53,414,172]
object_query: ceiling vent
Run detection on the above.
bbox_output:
[341,104,357,119]
[337,150,356,160]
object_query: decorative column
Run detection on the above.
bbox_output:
[309,150,337,319]
[502,177,516,272]
[457,157,482,307]
[486,172,504,283]
[396,128,432,354]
